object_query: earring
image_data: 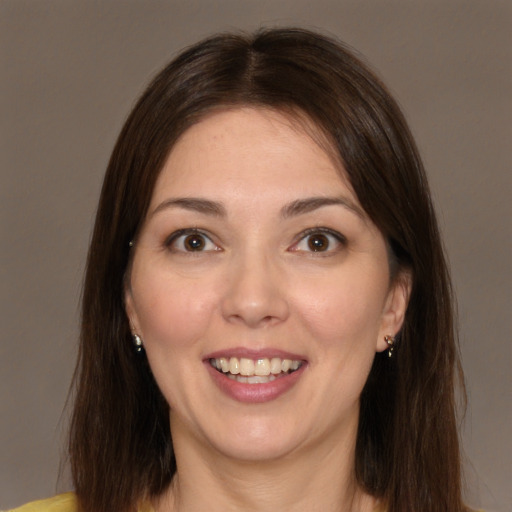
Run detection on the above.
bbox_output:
[384,335,395,358]
[133,334,144,353]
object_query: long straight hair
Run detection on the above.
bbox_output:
[70,28,466,512]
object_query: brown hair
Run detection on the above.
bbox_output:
[70,28,466,512]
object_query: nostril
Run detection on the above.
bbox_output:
[220,262,290,327]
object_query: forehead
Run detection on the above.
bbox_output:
[150,107,357,207]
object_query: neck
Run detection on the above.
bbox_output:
[154,415,378,512]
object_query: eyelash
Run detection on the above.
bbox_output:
[290,227,347,254]
[164,227,346,254]
[164,229,219,253]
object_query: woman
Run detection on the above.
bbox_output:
[11,28,470,512]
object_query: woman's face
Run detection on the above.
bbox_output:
[125,108,409,462]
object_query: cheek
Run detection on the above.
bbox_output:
[132,271,218,351]
[293,271,387,347]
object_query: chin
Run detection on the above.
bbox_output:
[206,418,304,462]
[214,439,298,463]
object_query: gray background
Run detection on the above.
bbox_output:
[1,1,510,510]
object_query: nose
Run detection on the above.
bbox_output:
[220,251,290,328]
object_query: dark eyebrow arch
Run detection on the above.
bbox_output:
[280,196,366,220]
[150,197,227,218]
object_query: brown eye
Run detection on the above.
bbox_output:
[307,234,330,252]
[184,234,206,251]
[290,228,345,254]
[167,230,219,253]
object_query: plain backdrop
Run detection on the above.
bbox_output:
[1,1,510,510]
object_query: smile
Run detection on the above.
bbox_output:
[210,357,303,384]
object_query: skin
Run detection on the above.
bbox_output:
[125,108,410,512]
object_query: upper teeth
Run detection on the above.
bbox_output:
[210,357,302,377]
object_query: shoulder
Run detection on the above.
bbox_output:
[6,493,77,512]
[5,494,155,512]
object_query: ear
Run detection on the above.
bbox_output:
[376,270,412,352]
[124,281,141,336]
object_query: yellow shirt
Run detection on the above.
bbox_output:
[7,493,383,512]
[6,494,77,512]
[5,493,153,512]
[6,493,483,512]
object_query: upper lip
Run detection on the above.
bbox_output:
[204,347,307,361]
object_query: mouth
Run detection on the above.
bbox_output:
[209,356,304,384]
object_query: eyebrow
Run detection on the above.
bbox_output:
[150,197,227,218]
[150,195,365,220]
[280,196,366,220]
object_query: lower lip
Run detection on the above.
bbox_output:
[205,362,306,403]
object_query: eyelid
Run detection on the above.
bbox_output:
[164,228,221,252]
[289,227,347,252]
